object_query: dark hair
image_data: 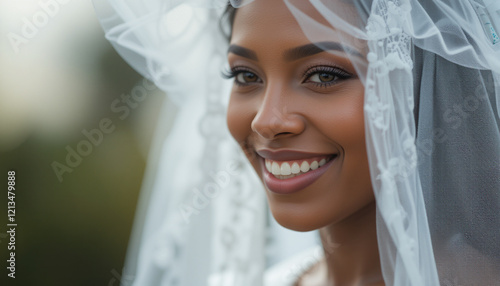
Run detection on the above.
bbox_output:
[220,2,370,43]
[220,3,237,41]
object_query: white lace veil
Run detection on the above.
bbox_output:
[92,0,500,285]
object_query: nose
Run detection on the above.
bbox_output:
[251,85,305,140]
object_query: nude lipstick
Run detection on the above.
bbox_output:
[257,150,337,194]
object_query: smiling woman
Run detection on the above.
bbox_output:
[223,2,380,284]
[226,0,371,228]
[93,0,500,285]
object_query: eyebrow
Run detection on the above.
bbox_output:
[228,41,363,62]
[284,41,363,61]
[227,45,258,60]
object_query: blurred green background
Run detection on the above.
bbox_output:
[0,1,168,285]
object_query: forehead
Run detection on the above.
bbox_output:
[229,1,367,64]
[230,0,330,45]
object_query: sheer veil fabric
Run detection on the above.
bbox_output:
[92,0,500,285]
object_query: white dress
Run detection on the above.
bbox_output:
[208,246,324,286]
[264,246,324,286]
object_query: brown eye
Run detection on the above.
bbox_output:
[303,66,353,88]
[310,72,337,83]
[236,71,260,83]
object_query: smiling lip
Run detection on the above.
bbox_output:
[256,149,337,194]
[256,149,335,161]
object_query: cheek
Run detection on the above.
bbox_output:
[334,91,373,205]
[226,96,258,157]
[317,83,366,150]
[227,97,250,143]
[337,96,365,152]
[227,98,265,178]
[326,85,368,182]
[314,84,372,210]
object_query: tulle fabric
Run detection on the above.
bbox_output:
[288,0,500,285]
[92,0,500,285]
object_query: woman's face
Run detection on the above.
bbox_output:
[226,0,373,231]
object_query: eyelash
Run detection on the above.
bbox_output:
[221,66,257,86]
[222,65,352,88]
[302,65,352,88]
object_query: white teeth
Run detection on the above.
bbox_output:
[291,162,301,174]
[300,161,310,173]
[310,161,319,170]
[265,157,332,177]
[281,162,291,175]
[319,159,326,166]
[272,162,280,175]
[266,160,272,173]
[276,174,296,179]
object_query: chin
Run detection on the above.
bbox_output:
[267,200,336,232]
[266,188,377,233]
